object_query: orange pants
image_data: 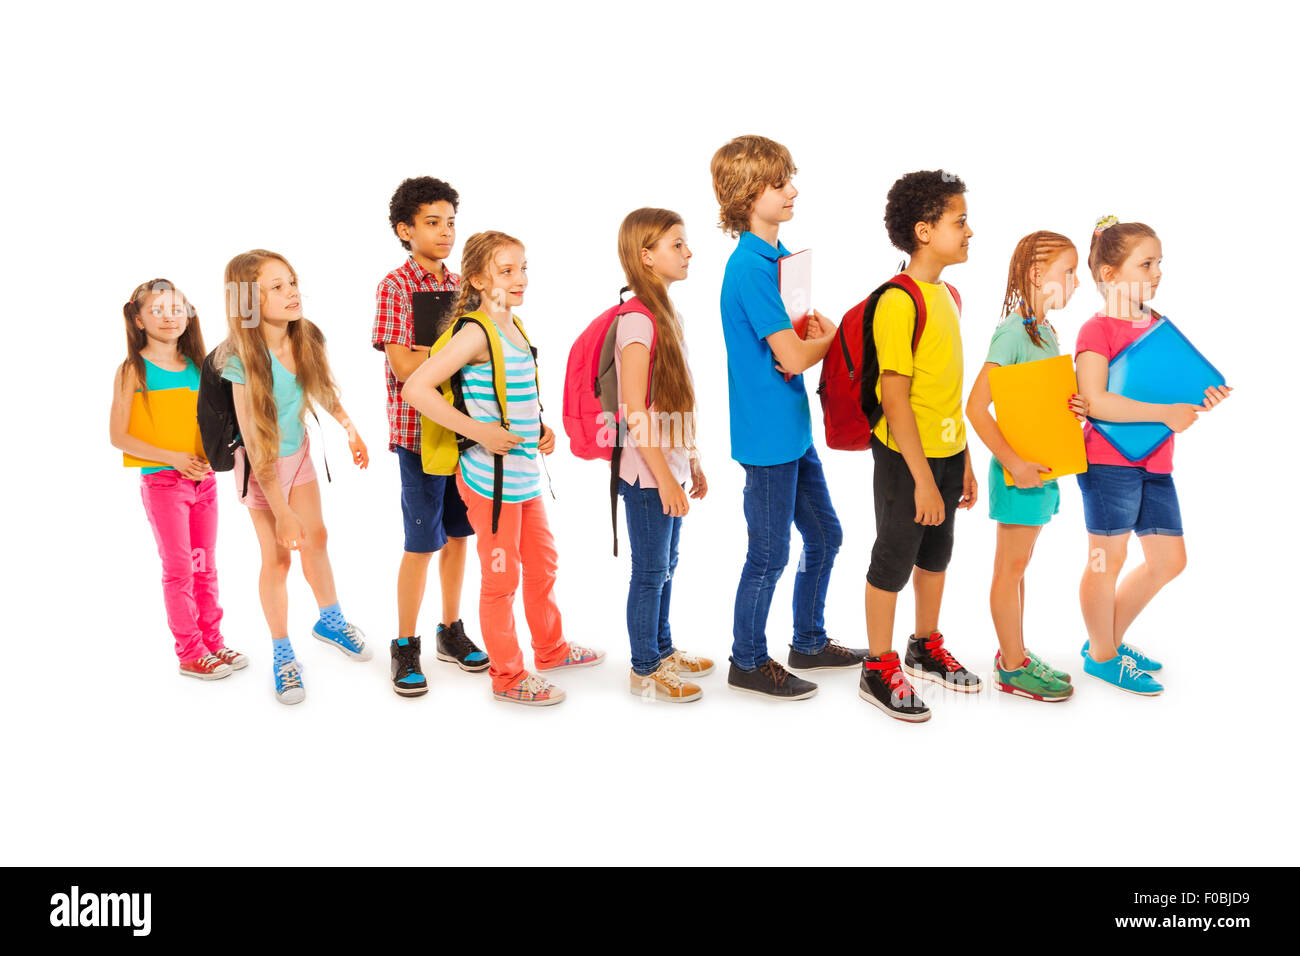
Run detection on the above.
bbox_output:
[458,474,570,692]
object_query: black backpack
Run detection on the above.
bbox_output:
[198,349,251,498]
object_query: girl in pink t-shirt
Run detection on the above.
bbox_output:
[1074,217,1231,696]
[615,208,712,703]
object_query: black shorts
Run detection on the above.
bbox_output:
[867,441,965,593]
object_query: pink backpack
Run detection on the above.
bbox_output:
[562,289,657,553]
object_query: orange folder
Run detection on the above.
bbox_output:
[988,354,1087,486]
[122,388,206,467]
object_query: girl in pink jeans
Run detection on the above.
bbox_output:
[110,279,247,680]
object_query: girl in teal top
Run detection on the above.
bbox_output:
[965,232,1089,702]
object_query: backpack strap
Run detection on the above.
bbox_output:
[867,274,931,445]
[307,408,332,484]
[453,312,510,534]
[606,289,658,556]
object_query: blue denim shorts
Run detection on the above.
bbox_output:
[396,446,474,553]
[1076,464,1182,537]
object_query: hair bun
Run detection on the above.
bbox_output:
[1094,214,1119,235]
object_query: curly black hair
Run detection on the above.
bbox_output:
[388,177,460,250]
[884,170,966,255]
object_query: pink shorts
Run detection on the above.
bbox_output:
[234,436,317,509]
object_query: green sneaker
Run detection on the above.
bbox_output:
[994,653,1074,702]
[997,649,1071,684]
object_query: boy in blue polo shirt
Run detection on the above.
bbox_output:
[710,135,868,700]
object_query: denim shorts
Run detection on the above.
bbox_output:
[396,445,474,552]
[1076,464,1182,537]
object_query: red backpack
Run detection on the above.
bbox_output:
[817,273,961,450]
[562,289,657,554]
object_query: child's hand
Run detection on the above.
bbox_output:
[275,510,304,551]
[1202,385,1233,410]
[689,459,708,500]
[169,452,211,480]
[810,309,837,340]
[659,481,690,518]
[347,427,369,469]
[478,423,525,456]
[538,424,556,455]
[914,479,945,526]
[1068,393,1089,421]
[1162,403,1200,433]
[1009,460,1052,490]
[959,458,978,510]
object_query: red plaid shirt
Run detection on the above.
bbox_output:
[372,256,461,453]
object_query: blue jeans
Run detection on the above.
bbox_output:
[732,444,842,669]
[619,478,683,676]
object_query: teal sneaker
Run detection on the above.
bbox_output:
[274,659,306,705]
[994,653,1074,702]
[313,621,372,661]
[1082,652,1163,696]
[1081,640,1161,672]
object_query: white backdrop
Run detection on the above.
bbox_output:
[3,0,1295,865]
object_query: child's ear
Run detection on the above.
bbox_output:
[396,221,412,243]
[913,220,931,248]
[640,247,654,270]
[1029,265,1043,289]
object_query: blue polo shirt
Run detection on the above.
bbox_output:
[719,231,813,465]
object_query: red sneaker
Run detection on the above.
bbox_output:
[211,647,249,670]
[179,654,233,680]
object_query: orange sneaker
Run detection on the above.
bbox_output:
[179,654,232,681]
[629,665,702,703]
[662,648,714,677]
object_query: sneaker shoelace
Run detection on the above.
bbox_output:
[1122,642,1150,659]
[394,644,421,677]
[341,623,365,651]
[870,656,919,704]
[924,637,962,673]
[442,626,478,659]
[1118,655,1147,682]
[652,666,684,689]
[277,661,303,691]
[759,660,789,687]
[668,650,701,669]
[519,674,551,698]
[567,645,595,663]
[198,653,224,670]
[824,642,857,660]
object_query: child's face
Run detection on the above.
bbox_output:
[136,290,189,345]
[644,225,691,284]
[751,179,798,230]
[256,260,302,323]
[472,244,528,311]
[400,200,456,262]
[1105,237,1163,308]
[920,194,972,266]
[1038,248,1080,312]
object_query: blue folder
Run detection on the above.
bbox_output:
[1088,316,1225,462]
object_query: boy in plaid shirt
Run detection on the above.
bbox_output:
[372,176,487,696]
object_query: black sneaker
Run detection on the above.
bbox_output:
[859,651,930,722]
[787,640,870,670]
[727,658,817,700]
[436,620,490,672]
[391,636,428,697]
[904,632,982,693]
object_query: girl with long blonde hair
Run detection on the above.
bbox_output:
[216,249,371,704]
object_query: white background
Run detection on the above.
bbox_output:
[3,0,1296,865]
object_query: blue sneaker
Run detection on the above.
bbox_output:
[274,659,306,705]
[313,621,372,661]
[1081,640,1162,672]
[1082,652,1163,696]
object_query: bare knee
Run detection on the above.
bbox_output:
[300,524,329,553]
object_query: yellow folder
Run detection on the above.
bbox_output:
[988,354,1087,486]
[122,388,206,467]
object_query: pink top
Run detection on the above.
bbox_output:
[614,311,692,489]
[1075,312,1174,473]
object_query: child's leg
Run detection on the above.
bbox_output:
[439,537,469,626]
[732,460,798,669]
[912,568,946,642]
[620,479,676,676]
[397,551,432,637]
[1079,533,1130,661]
[247,508,293,639]
[865,443,930,657]
[657,513,683,661]
[139,473,206,662]
[912,449,967,640]
[457,476,527,692]
[517,496,568,669]
[1114,534,1187,647]
[189,473,225,654]
[790,445,843,654]
[990,523,1042,663]
[287,480,338,608]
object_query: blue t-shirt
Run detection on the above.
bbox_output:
[719,231,813,465]
[139,357,200,475]
[220,349,306,457]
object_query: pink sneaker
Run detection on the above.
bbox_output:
[535,644,606,672]
[494,673,565,707]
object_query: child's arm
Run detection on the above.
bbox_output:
[768,310,838,375]
[230,381,302,550]
[108,366,210,479]
[1076,351,1205,432]
[401,324,524,456]
[324,401,368,469]
[384,344,429,384]
[620,342,689,517]
[879,371,947,526]
[965,362,1053,489]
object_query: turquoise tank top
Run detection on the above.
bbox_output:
[139,357,200,475]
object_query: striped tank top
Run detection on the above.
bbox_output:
[459,331,542,502]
